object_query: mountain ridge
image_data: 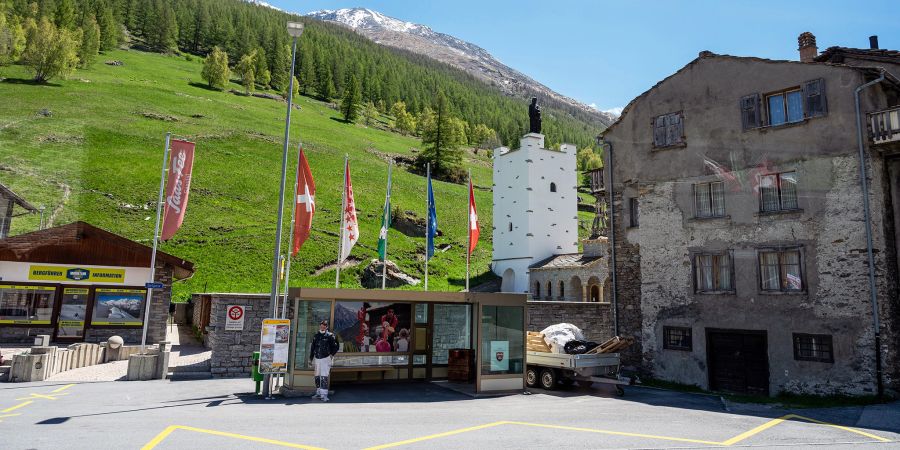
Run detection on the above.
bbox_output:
[306,7,614,127]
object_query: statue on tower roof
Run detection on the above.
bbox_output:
[528,97,542,134]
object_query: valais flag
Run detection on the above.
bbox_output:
[161,139,195,241]
[468,179,479,255]
[292,148,315,256]
[339,160,359,262]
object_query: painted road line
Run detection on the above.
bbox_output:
[141,425,326,450]
[363,422,507,450]
[16,392,67,401]
[0,413,22,422]
[1,401,33,413]
[504,421,724,446]
[51,384,75,393]
[720,416,787,445]
[787,414,892,443]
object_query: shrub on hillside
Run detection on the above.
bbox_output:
[22,18,79,82]
[201,46,230,89]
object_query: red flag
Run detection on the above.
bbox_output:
[339,160,359,262]
[292,148,316,256]
[468,179,479,255]
[161,139,195,241]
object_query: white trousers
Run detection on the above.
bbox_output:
[314,357,332,397]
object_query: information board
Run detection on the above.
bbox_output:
[259,318,291,374]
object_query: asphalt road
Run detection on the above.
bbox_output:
[1,378,898,449]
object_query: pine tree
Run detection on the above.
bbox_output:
[283,75,299,100]
[318,65,335,102]
[269,42,291,92]
[201,45,229,89]
[78,15,100,68]
[419,92,463,176]
[97,2,118,51]
[341,73,361,122]
[362,101,377,126]
[22,18,79,82]
[55,0,76,30]
[253,46,268,88]
[146,0,177,52]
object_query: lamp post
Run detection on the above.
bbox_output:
[264,20,304,400]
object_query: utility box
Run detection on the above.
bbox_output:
[34,335,50,347]
[251,351,262,393]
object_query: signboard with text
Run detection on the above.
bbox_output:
[259,318,291,374]
[225,305,245,331]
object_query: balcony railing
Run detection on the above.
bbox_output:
[584,168,605,193]
[869,107,900,145]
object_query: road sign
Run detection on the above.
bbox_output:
[145,282,164,289]
[225,305,245,331]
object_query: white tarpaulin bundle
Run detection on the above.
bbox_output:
[540,323,585,354]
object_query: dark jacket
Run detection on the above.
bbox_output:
[310,330,339,360]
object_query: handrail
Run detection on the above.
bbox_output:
[868,106,900,144]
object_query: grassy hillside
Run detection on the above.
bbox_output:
[0,49,593,299]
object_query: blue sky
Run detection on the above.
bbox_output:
[269,0,899,114]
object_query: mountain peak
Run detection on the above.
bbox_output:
[306,8,613,125]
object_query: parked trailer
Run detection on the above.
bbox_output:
[525,351,629,395]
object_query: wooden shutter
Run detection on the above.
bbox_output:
[667,113,683,145]
[653,115,667,147]
[802,78,827,118]
[740,93,761,130]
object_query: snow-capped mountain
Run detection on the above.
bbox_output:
[307,8,613,126]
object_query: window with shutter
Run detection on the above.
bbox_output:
[653,115,667,147]
[652,112,684,148]
[741,93,761,130]
[803,78,827,118]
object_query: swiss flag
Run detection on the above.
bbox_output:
[339,159,359,262]
[292,148,315,256]
[468,179,479,255]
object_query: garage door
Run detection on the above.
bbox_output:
[707,330,769,395]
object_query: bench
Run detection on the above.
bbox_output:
[330,365,395,381]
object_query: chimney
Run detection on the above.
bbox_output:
[798,32,818,63]
[870,35,879,49]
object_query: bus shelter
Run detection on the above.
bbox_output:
[285,288,527,394]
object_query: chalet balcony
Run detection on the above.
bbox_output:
[869,106,900,146]
[584,168,605,194]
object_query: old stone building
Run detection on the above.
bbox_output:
[601,34,900,396]
[528,237,610,303]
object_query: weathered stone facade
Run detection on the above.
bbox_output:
[527,301,614,342]
[528,238,610,303]
[603,51,900,396]
[205,294,289,378]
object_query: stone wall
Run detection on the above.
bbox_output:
[527,301,614,343]
[206,294,290,378]
[610,190,643,369]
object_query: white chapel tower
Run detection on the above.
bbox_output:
[492,131,579,293]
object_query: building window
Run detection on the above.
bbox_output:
[534,282,540,299]
[793,333,833,363]
[759,248,803,292]
[558,281,564,300]
[550,182,557,193]
[759,171,799,212]
[693,252,734,293]
[628,197,639,227]
[590,285,600,302]
[694,182,726,218]
[663,326,692,351]
[653,111,684,148]
[741,78,827,130]
[767,89,804,126]
[508,222,513,232]
[0,284,55,324]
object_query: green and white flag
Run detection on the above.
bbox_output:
[377,164,393,262]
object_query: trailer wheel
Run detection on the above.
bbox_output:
[540,368,556,390]
[615,385,625,396]
[525,367,538,388]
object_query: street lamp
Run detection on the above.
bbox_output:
[265,20,304,399]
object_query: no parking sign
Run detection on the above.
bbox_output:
[225,305,245,331]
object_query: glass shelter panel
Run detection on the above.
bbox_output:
[432,304,471,364]
[480,305,524,375]
[293,300,331,371]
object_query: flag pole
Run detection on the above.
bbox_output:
[381,163,393,290]
[466,169,471,293]
[142,132,170,352]
[336,155,348,288]
[424,163,430,291]
[281,144,303,318]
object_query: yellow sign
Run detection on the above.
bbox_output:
[63,288,90,295]
[58,320,84,327]
[0,320,51,324]
[28,265,126,284]
[0,285,56,291]
[96,288,145,294]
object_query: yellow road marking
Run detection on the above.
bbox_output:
[1,401,33,413]
[17,393,66,401]
[51,384,75,393]
[362,421,507,450]
[141,425,326,450]
[0,413,22,421]
[788,414,892,443]
[720,415,787,445]
[505,421,723,445]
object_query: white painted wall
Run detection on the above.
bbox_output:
[492,133,578,293]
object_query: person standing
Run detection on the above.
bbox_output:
[310,319,339,402]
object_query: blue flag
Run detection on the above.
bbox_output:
[426,170,437,260]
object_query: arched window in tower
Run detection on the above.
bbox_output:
[558,281,565,300]
[534,281,541,299]
[590,285,600,302]
[550,182,557,193]
[508,222,513,232]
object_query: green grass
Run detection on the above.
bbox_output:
[1,49,593,300]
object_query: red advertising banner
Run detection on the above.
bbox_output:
[161,139,195,241]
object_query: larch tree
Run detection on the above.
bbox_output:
[236,50,256,94]
[340,73,361,122]
[22,18,79,82]
[0,14,27,65]
[419,92,463,177]
[78,15,100,68]
[201,46,230,89]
